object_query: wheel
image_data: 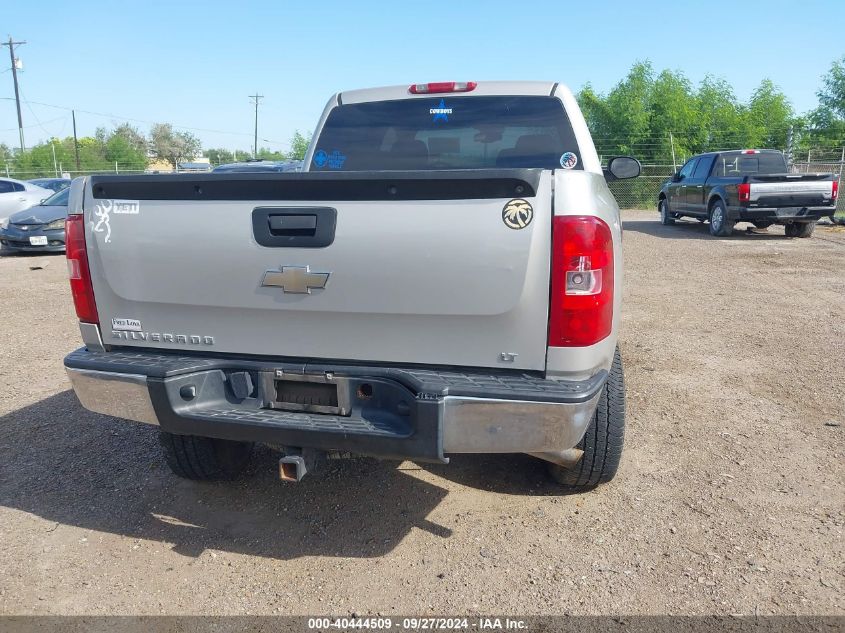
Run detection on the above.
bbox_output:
[659,198,675,225]
[159,431,254,480]
[709,200,735,237]
[547,346,625,491]
[752,221,773,229]
[785,222,815,238]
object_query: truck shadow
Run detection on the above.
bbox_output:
[0,391,452,560]
[418,455,570,497]
[623,219,793,241]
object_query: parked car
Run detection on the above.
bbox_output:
[28,178,72,193]
[212,160,301,173]
[658,150,838,237]
[0,187,70,253]
[63,81,640,493]
[0,178,52,220]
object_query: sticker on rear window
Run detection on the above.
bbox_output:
[560,152,578,169]
[431,99,452,123]
[313,149,328,168]
[326,150,346,169]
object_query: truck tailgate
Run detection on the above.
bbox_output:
[749,174,836,207]
[83,171,552,370]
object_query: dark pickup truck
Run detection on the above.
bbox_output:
[658,149,838,237]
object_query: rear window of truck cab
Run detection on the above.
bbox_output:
[711,152,787,177]
[311,96,582,171]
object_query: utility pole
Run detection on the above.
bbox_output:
[249,93,264,158]
[72,109,81,171]
[2,36,27,153]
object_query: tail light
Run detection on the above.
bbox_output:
[409,82,477,94]
[549,216,614,347]
[742,149,760,154]
[832,180,839,202]
[738,182,751,203]
[65,215,98,323]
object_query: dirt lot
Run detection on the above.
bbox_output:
[0,210,842,616]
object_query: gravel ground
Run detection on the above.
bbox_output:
[0,210,842,616]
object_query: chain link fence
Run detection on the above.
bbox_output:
[607,164,675,210]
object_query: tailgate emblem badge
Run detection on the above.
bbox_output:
[502,199,533,229]
[261,266,330,294]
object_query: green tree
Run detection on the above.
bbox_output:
[694,76,747,153]
[149,123,201,168]
[744,79,793,149]
[800,56,845,151]
[287,130,311,160]
[256,147,286,161]
[648,70,699,159]
[12,138,74,177]
[104,124,148,169]
[576,83,610,138]
[207,148,236,165]
[817,55,845,119]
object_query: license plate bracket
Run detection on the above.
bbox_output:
[265,371,352,416]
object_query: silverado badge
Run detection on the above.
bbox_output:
[261,266,330,294]
[502,199,534,230]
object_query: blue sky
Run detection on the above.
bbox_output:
[2,0,842,153]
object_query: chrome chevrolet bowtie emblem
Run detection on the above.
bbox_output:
[261,266,330,294]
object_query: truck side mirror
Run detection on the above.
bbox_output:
[604,156,641,181]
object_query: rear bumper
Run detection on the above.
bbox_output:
[727,206,836,222]
[0,227,66,252]
[64,348,606,463]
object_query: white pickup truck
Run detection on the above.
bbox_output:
[63,81,639,492]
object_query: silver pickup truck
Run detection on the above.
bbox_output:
[63,81,639,492]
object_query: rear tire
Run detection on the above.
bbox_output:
[659,198,675,225]
[785,222,815,238]
[547,346,625,491]
[159,432,254,480]
[709,200,734,237]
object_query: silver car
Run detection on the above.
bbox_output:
[0,177,52,221]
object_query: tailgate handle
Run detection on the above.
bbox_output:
[252,207,337,248]
[268,214,317,235]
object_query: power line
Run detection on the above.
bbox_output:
[0,114,65,132]
[0,96,285,144]
[19,84,68,138]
